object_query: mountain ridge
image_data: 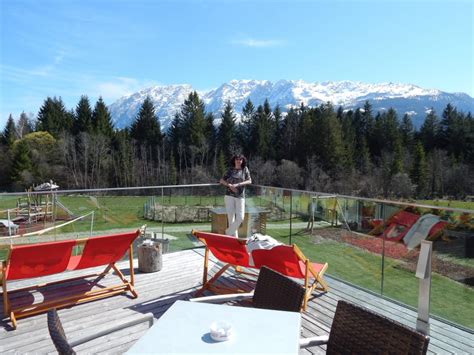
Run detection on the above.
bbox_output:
[108,79,474,130]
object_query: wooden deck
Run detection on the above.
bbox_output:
[1,248,472,354]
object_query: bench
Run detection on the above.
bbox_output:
[1,230,140,329]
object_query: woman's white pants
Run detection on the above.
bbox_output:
[224,195,245,237]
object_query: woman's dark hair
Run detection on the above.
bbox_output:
[230,154,247,168]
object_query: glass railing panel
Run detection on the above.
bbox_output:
[375,201,474,330]
[246,186,293,243]
[304,194,384,295]
[375,203,420,310]
[148,185,221,253]
[429,210,473,329]
[1,185,473,331]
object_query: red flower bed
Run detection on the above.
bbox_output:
[341,233,417,259]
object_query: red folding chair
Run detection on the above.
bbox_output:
[252,244,328,310]
[192,230,256,295]
[1,230,140,329]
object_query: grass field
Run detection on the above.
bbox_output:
[267,227,474,329]
[1,194,472,329]
[417,200,474,210]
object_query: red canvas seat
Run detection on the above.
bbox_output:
[1,230,140,329]
[252,245,328,310]
[5,240,76,281]
[192,230,328,309]
[192,230,255,295]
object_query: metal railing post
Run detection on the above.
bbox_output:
[416,240,432,335]
[289,192,293,245]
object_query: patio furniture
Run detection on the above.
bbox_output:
[190,266,305,312]
[48,308,154,355]
[126,300,301,354]
[192,230,256,295]
[1,230,140,329]
[299,300,430,354]
[252,244,328,310]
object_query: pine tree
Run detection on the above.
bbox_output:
[180,92,207,146]
[92,97,114,137]
[272,105,283,161]
[439,103,457,150]
[411,141,428,197]
[168,113,183,165]
[10,140,32,188]
[130,96,163,161]
[110,129,134,187]
[382,108,400,152]
[2,114,17,146]
[37,97,71,138]
[73,95,93,134]
[339,109,357,171]
[280,107,301,161]
[391,139,403,176]
[238,99,255,157]
[217,101,236,159]
[317,103,347,177]
[419,109,439,152]
[250,102,273,160]
[400,113,415,149]
[176,91,208,167]
[362,101,374,142]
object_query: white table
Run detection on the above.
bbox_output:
[127,300,301,354]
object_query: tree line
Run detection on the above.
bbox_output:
[1,92,473,199]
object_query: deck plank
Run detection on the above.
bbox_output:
[0,248,472,354]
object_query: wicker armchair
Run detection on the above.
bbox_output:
[300,300,430,354]
[47,309,154,355]
[190,266,306,312]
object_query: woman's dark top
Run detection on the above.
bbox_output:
[222,167,251,198]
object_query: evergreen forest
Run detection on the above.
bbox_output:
[1,92,473,199]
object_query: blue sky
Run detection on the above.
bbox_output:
[0,0,472,128]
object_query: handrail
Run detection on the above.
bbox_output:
[0,183,220,196]
[2,182,472,213]
[252,184,474,214]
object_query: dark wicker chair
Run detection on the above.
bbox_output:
[190,266,306,312]
[47,309,154,355]
[48,309,75,355]
[300,300,430,354]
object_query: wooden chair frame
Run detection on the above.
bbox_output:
[252,244,329,310]
[193,230,328,310]
[192,230,257,296]
[0,230,139,329]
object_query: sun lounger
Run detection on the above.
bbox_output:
[192,230,328,309]
[251,244,328,310]
[192,230,256,295]
[1,230,140,329]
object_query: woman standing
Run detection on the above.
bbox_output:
[219,154,252,238]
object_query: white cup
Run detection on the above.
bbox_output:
[210,321,232,341]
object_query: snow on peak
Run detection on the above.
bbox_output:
[108,80,472,130]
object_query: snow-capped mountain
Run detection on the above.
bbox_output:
[109,80,474,130]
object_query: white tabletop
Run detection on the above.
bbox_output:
[127,300,301,354]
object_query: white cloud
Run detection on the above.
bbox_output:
[232,38,286,48]
[94,77,157,101]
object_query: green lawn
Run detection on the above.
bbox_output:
[266,227,474,329]
[417,199,474,210]
[1,194,472,329]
